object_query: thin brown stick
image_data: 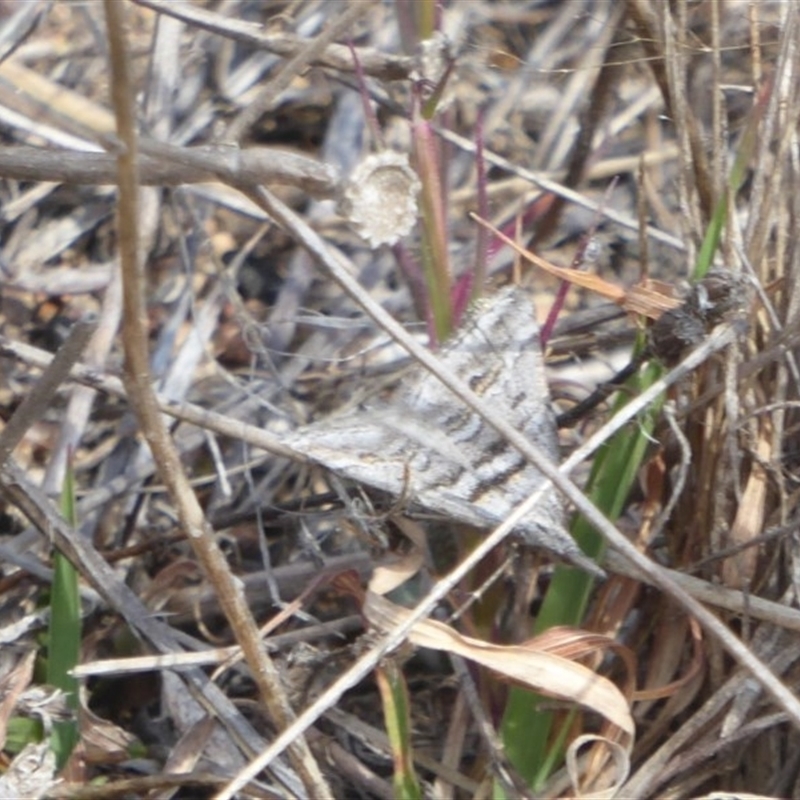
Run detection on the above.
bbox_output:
[531,3,625,245]
[224,2,371,142]
[744,4,800,269]
[0,317,96,467]
[101,3,331,797]
[131,0,411,81]
[0,144,338,197]
[626,0,713,223]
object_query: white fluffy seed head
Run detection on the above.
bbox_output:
[340,151,420,248]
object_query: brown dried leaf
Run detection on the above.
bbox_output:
[470,213,683,319]
[565,734,631,800]
[722,420,773,588]
[363,591,634,737]
[79,702,138,764]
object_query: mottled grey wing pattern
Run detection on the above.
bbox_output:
[282,287,589,569]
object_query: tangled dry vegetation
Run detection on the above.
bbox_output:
[1,1,800,798]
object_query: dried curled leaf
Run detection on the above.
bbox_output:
[364,590,635,737]
[565,734,630,799]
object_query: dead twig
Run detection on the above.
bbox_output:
[0,316,96,468]
[223,2,371,142]
[102,4,331,797]
[131,0,412,81]
[0,144,339,197]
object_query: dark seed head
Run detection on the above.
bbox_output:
[648,269,747,364]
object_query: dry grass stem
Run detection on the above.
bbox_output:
[102,3,330,796]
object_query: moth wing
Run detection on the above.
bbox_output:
[396,287,559,458]
[280,288,598,572]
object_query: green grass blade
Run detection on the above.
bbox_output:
[377,661,422,800]
[501,353,662,786]
[46,460,81,768]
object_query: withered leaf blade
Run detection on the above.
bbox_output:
[282,287,598,574]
